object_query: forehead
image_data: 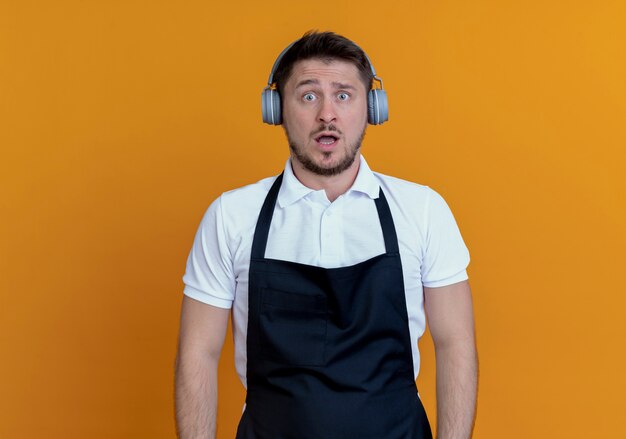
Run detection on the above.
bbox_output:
[285,58,365,90]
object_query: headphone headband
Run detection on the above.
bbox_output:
[266,40,380,87]
[262,35,388,125]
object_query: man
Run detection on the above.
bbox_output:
[175,31,477,439]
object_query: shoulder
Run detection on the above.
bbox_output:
[371,170,441,216]
[220,175,277,207]
[211,174,279,234]
[370,170,461,243]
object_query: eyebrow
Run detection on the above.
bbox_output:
[294,79,357,91]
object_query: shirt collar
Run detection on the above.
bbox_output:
[277,155,380,208]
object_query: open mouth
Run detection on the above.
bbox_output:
[315,134,339,146]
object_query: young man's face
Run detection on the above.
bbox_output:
[281,58,369,177]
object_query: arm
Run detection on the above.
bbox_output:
[175,295,231,439]
[424,280,478,439]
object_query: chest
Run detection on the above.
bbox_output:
[231,195,425,287]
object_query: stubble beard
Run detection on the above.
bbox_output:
[286,124,367,177]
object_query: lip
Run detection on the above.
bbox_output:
[315,131,340,139]
[314,132,340,148]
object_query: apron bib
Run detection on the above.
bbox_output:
[236,174,432,439]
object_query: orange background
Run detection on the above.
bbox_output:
[1,1,625,438]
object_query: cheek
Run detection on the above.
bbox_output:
[346,109,368,129]
[283,116,310,141]
[284,109,314,131]
[344,100,367,119]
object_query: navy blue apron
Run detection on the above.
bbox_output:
[236,173,432,439]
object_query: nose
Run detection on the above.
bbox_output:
[317,97,336,123]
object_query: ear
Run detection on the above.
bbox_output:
[262,88,282,125]
[367,89,388,125]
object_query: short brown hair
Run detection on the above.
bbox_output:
[273,31,374,98]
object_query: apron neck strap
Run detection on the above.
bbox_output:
[251,173,284,260]
[251,172,400,259]
[374,188,400,254]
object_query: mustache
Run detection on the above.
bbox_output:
[311,124,343,137]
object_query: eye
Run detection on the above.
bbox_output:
[338,92,350,101]
[303,93,316,102]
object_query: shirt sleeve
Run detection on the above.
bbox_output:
[182,195,235,308]
[421,188,471,288]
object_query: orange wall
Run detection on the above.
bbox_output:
[1,1,625,437]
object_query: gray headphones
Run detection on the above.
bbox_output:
[262,40,389,126]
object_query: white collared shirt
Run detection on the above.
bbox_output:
[183,156,470,386]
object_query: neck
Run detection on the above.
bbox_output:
[290,154,361,202]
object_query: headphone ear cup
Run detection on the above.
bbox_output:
[262,88,282,125]
[367,89,389,125]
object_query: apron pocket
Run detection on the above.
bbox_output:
[259,288,327,366]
